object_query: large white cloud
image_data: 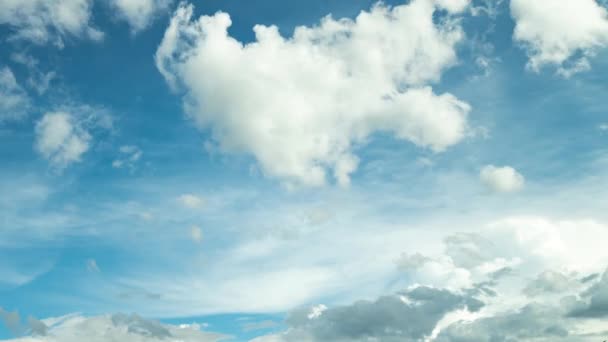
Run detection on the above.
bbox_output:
[0,0,103,46]
[511,0,608,76]
[110,0,173,33]
[156,0,472,187]
[0,67,29,121]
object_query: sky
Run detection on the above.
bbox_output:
[1,0,608,341]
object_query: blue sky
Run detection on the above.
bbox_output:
[2,0,608,341]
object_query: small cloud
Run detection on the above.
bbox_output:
[307,304,327,319]
[598,123,608,131]
[480,165,525,193]
[35,112,91,170]
[35,106,112,170]
[86,259,100,273]
[190,225,203,243]
[178,194,204,209]
[113,145,143,170]
[0,67,30,121]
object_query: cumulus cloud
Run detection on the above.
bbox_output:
[35,112,91,169]
[110,0,173,33]
[0,313,226,342]
[511,0,608,76]
[0,67,30,122]
[255,286,482,342]
[479,165,524,193]
[0,0,103,47]
[523,270,580,297]
[35,106,112,170]
[436,303,574,341]
[156,0,471,187]
[568,267,608,318]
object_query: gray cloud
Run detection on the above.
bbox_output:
[568,268,608,318]
[258,286,483,342]
[437,304,575,342]
[523,270,580,297]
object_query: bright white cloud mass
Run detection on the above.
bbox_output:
[4,0,608,341]
[511,0,608,76]
[156,0,471,187]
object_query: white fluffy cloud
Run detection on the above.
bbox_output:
[479,165,524,193]
[0,67,29,121]
[111,0,173,33]
[511,0,608,76]
[35,112,91,169]
[0,0,103,46]
[35,107,111,169]
[0,313,226,342]
[156,0,471,187]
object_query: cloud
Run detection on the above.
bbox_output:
[34,112,90,168]
[568,267,608,318]
[511,0,608,76]
[0,308,22,335]
[156,1,471,187]
[35,112,91,169]
[177,194,204,209]
[255,286,482,342]
[34,106,112,170]
[479,165,524,193]
[0,0,103,47]
[523,270,580,297]
[86,259,100,273]
[396,252,433,270]
[110,0,173,33]
[112,145,143,169]
[436,303,573,341]
[0,67,30,122]
[10,53,56,95]
[0,313,226,341]
[190,225,203,243]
